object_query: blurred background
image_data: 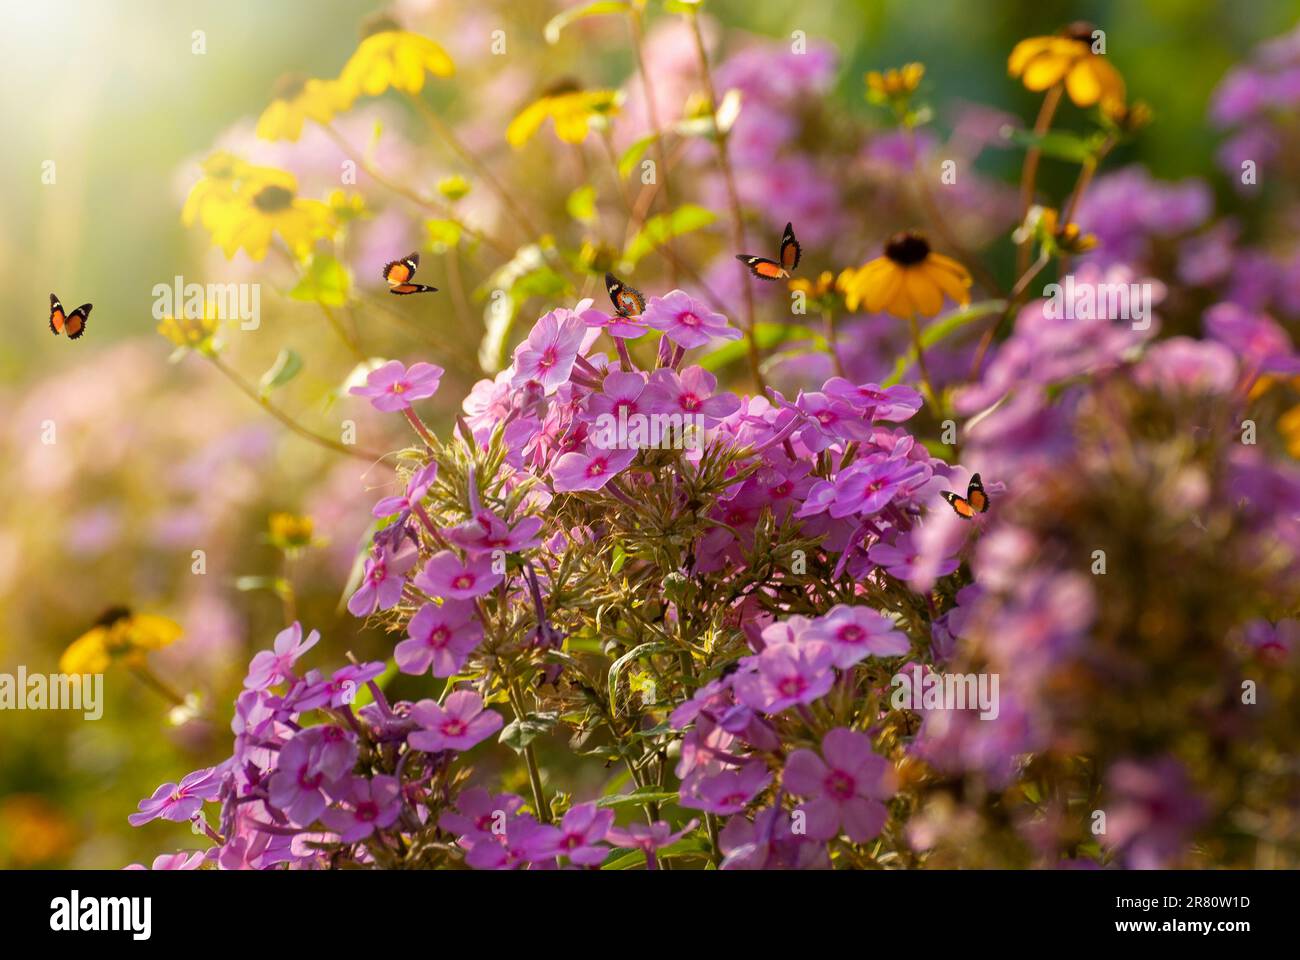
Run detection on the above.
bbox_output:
[0,0,1295,867]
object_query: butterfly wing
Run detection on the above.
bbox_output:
[605,272,646,317]
[383,252,420,286]
[965,473,989,513]
[735,255,787,280]
[389,283,438,295]
[49,293,66,335]
[64,304,92,340]
[942,491,977,519]
[779,222,802,273]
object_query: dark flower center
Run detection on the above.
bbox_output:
[253,185,295,212]
[360,13,401,38]
[1062,21,1097,44]
[884,231,931,266]
[355,801,379,822]
[272,73,308,102]
[94,605,133,628]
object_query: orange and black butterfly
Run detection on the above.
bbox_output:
[49,293,92,340]
[383,252,438,295]
[605,272,646,318]
[942,473,990,519]
[736,222,801,281]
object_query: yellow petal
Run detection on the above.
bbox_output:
[507,98,552,148]
[1065,62,1102,106]
[1008,37,1053,76]
[864,262,904,314]
[904,267,943,317]
[1022,51,1072,91]
[60,628,110,675]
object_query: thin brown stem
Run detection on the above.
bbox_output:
[1015,85,1064,276]
[206,353,389,464]
[319,122,515,260]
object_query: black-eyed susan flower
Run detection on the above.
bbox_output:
[60,607,182,675]
[181,152,296,235]
[338,21,454,99]
[327,189,369,225]
[268,512,317,551]
[506,84,622,148]
[866,62,925,103]
[256,74,354,142]
[1009,22,1125,110]
[210,178,335,262]
[840,231,972,319]
[157,306,221,355]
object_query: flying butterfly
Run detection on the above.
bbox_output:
[49,293,92,340]
[383,252,438,295]
[735,221,802,281]
[941,473,990,519]
[604,272,646,318]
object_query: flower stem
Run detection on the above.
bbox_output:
[206,353,388,464]
[318,121,515,260]
[907,314,939,412]
[507,675,550,823]
[1015,84,1064,276]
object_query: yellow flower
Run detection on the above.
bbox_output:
[866,63,925,101]
[338,25,454,99]
[437,175,471,201]
[788,271,836,299]
[507,86,622,148]
[268,512,316,551]
[60,608,182,675]
[1037,207,1097,254]
[211,179,334,262]
[841,231,971,319]
[157,304,221,354]
[181,152,296,233]
[328,189,369,224]
[1009,21,1125,109]
[256,74,354,141]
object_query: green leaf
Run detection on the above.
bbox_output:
[617,132,659,179]
[499,712,559,753]
[566,185,597,223]
[425,219,462,250]
[596,788,679,809]
[289,253,351,307]
[543,1,630,45]
[882,300,1006,387]
[610,544,628,576]
[607,641,674,711]
[1002,127,1100,163]
[258,348,302,397]
[623,204,717,266]
[698,322,822,372]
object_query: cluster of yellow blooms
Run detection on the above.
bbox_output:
[184,23,456,261]
[844,22,1134,320]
